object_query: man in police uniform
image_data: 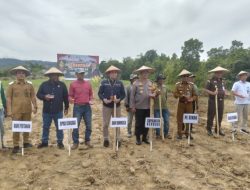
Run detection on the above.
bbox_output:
[7,66,37,153]
[204,66,229,136]
[173,69,197,139]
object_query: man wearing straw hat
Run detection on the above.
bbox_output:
[7,66,38,153]
[231,71,250,133]
[37,67,69,149]
[125,73,138,138]
[204,66,229,136]
[173,69,197,140]
[98,65,125,147]
[130,65,155,145]
[69,69,93,149]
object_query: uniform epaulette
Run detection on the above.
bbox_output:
[176,82,181,85]
[27,81,32,84]
[189,82,194,85]
[9,81,14,85]
[207,80,210,83]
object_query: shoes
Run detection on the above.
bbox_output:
[136,140,142,145]
[37,143,48,149]
[127,133,132,138]
[215,128,225,136]
[240,129,249,134]
[71,143,79,150]
[103,140,109,147]
[12,146,21,154]
[142,138,150,144]
[207,130,213,136]
[164,134,172,139]
[23,143,33,148]
[85,141,93,148]
[57,143,64,149]
[186,135,194,140]
[176,136,182,140]
[156,135,161,139]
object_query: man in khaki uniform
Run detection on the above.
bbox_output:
[7,66,37,153]
[174,69,197,139]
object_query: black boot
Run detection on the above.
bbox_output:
[142,135,150,144]
[136,136,141,145]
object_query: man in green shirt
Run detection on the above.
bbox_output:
[0,80,7,148]
[154,74,171,139]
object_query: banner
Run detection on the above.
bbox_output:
[57,54,100,80]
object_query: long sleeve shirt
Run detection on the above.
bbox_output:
[7,80,37,114]
[0,82,6,109]
[98,79,125,108]
[69,80,93,104]
[37,80,69,114]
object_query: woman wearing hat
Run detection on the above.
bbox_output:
[7,66,38,153]
[36,67,69,149]
[204,66,229,136]
[98,65,126,147]
[231,71,250,134]
[130,66,155,145]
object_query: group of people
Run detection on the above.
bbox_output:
[0,64,249,154]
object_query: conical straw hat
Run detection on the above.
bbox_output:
[178,69,191,77]
[105,65,121,73]
[208,66,229,73]
[44,67,64,76]
[134,65,155,73]
[237,71,248,76]
[10,66,31,76]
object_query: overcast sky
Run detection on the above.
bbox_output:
[0,0,250,62]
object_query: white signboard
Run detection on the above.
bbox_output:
[110,117,128,128]
[183,114,199,124]
[145,118,161,128]
[58,118,78,130]
[227,113,238,123]
[12,121,32,133]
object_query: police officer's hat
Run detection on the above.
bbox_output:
[155,74,166,82]
[75,69,85,74]
[10,66,31,76]
[129,74,138,80]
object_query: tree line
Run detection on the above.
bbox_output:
[99,39,250,89]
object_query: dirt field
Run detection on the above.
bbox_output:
[0,94,250,190]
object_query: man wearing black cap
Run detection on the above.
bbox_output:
[125,74,138,138]
[154,74,171,139]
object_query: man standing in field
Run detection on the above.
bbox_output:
[37,67,69,149]
[98,65,125,147]
[130,66,155,145]
[69,69,93,149]
[204,66,229,136]
[231,71,250,133]
[7,66,37,153]
[173,69,197,140]
[0,79,6,148]
[125,73,138,138]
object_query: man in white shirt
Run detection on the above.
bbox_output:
[231,71,250,133]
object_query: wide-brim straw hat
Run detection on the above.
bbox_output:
[44,67,64,76]
[208,66,229,73]
[237,71,248,76]
[105,65,121,74]
[134,66,155,73]
[10,66,31,76]
[178,69,192,77]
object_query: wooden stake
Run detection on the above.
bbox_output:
[68,129,71,156]
[150,97,154,151]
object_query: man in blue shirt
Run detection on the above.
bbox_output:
[98,65,125,147]
[0,80,6,148]
[36,67,69,149]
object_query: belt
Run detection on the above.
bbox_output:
[74,103,89,106]
[179,100,192,104]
